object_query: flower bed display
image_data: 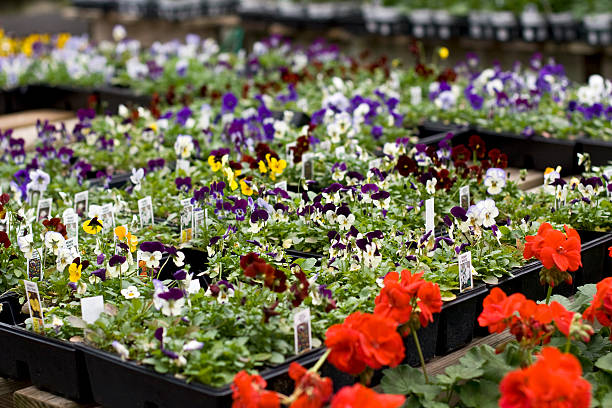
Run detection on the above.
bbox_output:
[0,26,611,407]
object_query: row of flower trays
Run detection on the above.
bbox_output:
[0,225,610,406]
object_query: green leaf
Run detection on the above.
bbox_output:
[300,258,317,271]
[381,366,440,401]
[459,380,500,408]
[596,354,612,374]
[437,364,484,385]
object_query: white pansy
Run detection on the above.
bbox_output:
[141,251,162,268]
[121,286,140,299]
[174,135,194,159]
[44,231,65,256]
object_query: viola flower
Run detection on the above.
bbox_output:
[175,177,192,193]
[174,135,194,159]
[141,250,162,269]
[0,231,10,249]
[157,288,185,317]
[288,362,333,408]
[240,179,253,196]
[82,216,103,235]
[112,341,130,360]
[44,231,65,256]
[325,311,404,375]
[130,168,144,191]
[221,92,238,113]
[330,384,405,408]
[120,285,140,299]
[231,371,279,408]
[499,347,590,408]
[26,169,50,192]
[107,255,128,278]
[69,257,89,283]
[483,168,506,195]
[265,154,287,181]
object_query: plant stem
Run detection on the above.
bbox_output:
[545,285,553,305]
[412,329,429,383]
[309,349,331,374]
[564,337,572,353]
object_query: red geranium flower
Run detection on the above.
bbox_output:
[231,371,280,408]
[330,384,405,408]
[539,226,582,272]
[499,347,590,408]
[583,277,612,339]
[416,282,443,328]
[325,312,405,375]
[478,288,525,334]
[374,270,441,331]
[608,246,612,258]
[288,362,333,408]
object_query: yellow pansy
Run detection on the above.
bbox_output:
[148,122,158,133]
[83,217,103,235]
[114,225,127,240]
[69,262,82,283]
[56,33,70,49]
[258,160,267,174]
[438,47,449,60]
[240,179,253,196]
[225,168,240,191]
[208,155,222,172]
[266,154,287,181]
[126,232,138,253]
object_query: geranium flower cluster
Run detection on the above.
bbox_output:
[478,287,593,347]
[499,347,591,408]
[523,222,582,286]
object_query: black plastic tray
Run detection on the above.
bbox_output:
[578,138,612,167]
[436,284,488,354]
[0,292,24,325]
[0,323,92,401]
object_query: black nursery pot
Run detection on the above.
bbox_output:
[574,230,612,287]
[78,344,354,408]
[0,291,25,325]
[0,323,92,402]
[452,128,578,175]
[158,247,210,288]
[77,344,232,408]
[436,284,488,354]
[95,86,153,114]
[403,315,439,367]
[578,138,612,167]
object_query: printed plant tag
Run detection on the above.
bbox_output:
[458,251,474,293]
[180,204,193,244]
[425,198,435,236]
[293,308,312,355]
[65,237,78,252]
[459,185,470,209]
[24,280,44,333]
[301,153,315,180]
[193,209,205,238]
[81,295,104,325]
[274,181,288,191]
[136,250,148,280]
[100,204,114,231]
[37,198,52,222]
[27,247,43,280]
[138,196,154,228]
[180,198,192,206]
[74,191,89,218]
[410,86,422,105]
[64,213,78,240]
[18,225,32,238]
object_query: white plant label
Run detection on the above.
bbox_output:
[425,198,435,236]
[81,295,104,325]
[458,251,474,293]
[293,308,312,355]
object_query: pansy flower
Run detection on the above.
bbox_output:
[82,216,103,235]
